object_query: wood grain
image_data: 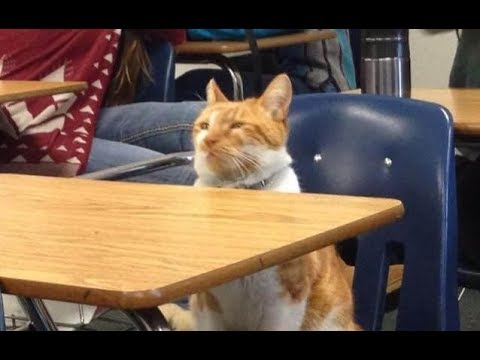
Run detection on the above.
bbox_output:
[0,174,403,309]
[176,30,336,55]
[343,88,480,137]
[0,81,87,103]
[345,265,404,294]
[386,265,404,293]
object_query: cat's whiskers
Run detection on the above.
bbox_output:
[213,146,249,180]
[226,149,257,178]
[228,152,250,180]
[229,148,259,168]
[233,149,267,180]
[231,156,247,179]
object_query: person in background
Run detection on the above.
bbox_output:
[0,29,203,185]
[175,29,356,101]
[0,29,203,330]
[276,29,356,93]
[450,29,480,88]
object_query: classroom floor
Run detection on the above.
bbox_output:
[81,287,480,331]
[382,288,480,331]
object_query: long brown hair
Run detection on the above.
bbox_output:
[104,30,153,106]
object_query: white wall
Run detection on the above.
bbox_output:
[410,29,458,88]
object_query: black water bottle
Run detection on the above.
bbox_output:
[360,29,411,98]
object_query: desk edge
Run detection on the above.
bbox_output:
[0,200,404,310]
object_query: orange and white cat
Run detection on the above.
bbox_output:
[161,74,360,331]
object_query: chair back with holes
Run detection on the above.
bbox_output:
[287,93,459,330]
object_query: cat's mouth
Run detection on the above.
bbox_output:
[202,146,234,161]
[200,148,238,171]
[206,152,217,162]
[203,149,219,160]
[204,149,239,165]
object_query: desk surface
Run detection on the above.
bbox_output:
[346,88,480,137]
[410,88,480,136]
[0,80,87,103]
[0,174,403,309]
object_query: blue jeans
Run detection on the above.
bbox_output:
[85,101,205,185]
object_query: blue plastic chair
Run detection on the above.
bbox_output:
[287,93,460,331]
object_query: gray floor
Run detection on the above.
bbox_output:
[457,288,480,330]
[83,288,480,331]
[382,288,480,331]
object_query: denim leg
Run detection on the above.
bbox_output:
[95,101,205,154]
[85,138,197,185]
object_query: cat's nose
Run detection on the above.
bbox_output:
[204,137,219,147]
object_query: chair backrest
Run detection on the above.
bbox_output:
[287,94,459,331]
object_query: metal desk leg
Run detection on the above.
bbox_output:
[17,297,58,331]
[124,308,171,331]
[0,292,5,331]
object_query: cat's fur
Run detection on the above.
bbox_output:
[160,74,360,331]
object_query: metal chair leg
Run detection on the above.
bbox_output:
[245,29,263,96]
[176,54,245,101]
[13,323,34,331]
[0,292,5,331]
[14,299,170,331]
[213,55,244,100]
[17,297,58,331]
[123,308,171,331]
[78,151,194,181]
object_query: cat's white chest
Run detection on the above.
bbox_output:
[210,267,307,331]
[263,167,300,193]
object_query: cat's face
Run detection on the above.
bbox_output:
[193,74,292,182]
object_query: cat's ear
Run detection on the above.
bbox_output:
[259,74,292,121]
[206,78,229,104]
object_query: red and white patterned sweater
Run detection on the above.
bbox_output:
[0,29,186,177]
[0,29,123,176]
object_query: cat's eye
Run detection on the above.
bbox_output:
[231,122,243,129]
[199,122,209,130]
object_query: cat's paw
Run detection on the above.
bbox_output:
[158,303,193,331]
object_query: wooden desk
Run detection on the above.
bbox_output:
[0,174,403,310]
[176,30,336,55]
[410,89,480,137]
[0,80,87,103]
[345,88,480,137]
